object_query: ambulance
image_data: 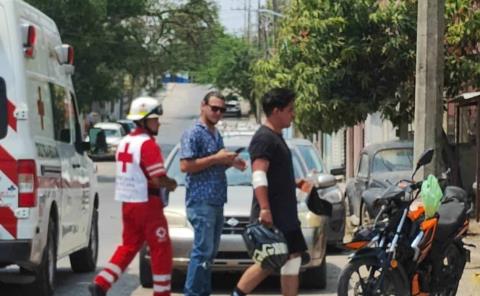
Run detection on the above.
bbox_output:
[0,0,99,295]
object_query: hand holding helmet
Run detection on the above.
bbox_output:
[242,222,289,271]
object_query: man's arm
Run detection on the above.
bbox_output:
[149,176,177,191]
[252,158,273,226]
[180,149,237,173]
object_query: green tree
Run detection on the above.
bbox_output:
[26,0,222,110]
[194,34,259,112]
[254,0,480,135]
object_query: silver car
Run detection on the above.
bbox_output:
[139,135,329,289]
[288,138,346,246]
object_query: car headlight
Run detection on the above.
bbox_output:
[317,187,342,204]
[165,211,187,227]
[298,210,324,228]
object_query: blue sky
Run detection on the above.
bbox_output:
[216,0,265,35]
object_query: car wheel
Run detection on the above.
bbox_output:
[172,270,186,289]
[301,256,327,289]
[24,217,57,296]
[70,208,98,272]
[139,244,153,288]
[359,201,372,226]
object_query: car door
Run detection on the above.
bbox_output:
[70,93,92,246]
[350,153,369,217]
[50,84,83,254]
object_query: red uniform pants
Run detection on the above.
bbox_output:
[94,197,172,296]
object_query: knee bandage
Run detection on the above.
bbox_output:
[252,171,268,189]
[280,256,301,275]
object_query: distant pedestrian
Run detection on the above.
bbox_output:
[231,88,308,296]
[89,97,177,296]
[180,91,247,296]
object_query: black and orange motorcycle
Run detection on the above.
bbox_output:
[337,149,472,296]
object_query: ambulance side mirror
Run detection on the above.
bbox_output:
[76,141,90,153]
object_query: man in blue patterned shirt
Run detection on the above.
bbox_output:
[180,91,246,296]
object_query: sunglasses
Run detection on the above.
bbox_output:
[207,104,226,114]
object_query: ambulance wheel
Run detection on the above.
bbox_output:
[139,244,153,288]
[70,208,99,272]
[25,216,57,296]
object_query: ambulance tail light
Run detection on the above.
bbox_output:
[67,46,74,65]
[55,44,74,65]
[21,24,36,58]
[18,160,37,207]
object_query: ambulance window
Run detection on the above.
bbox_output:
[0,77,7,140]
[70,93,82,143]
[50,84,72,143]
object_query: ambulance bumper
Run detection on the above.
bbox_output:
[0,240,32,264]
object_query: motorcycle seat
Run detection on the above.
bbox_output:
[443,186,468,203]
[435,199,467,242]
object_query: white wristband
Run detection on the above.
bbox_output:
[252,170,268,189]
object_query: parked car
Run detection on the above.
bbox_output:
[139,135,331,289]
[345,141,414,226]
[117,119,137,134]
[87,122,126,160]
[224,100,241,117]
[289,138,345,246]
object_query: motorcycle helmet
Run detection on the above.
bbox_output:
[306,186,332,216]
[242,222,289,270]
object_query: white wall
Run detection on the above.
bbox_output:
[364,112,398,146]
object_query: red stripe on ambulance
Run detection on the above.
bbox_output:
[0,144,18,238]
[0,145,17,184]
[7,99,16,131]
[0,207,17,238]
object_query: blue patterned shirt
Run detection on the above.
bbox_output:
[180,120,227,207]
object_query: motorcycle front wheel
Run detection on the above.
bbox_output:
[337,257,408,296]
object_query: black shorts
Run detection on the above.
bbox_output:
[283,228,308,255]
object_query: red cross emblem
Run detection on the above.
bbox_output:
[37,87,45,130]
[118,143,133,173]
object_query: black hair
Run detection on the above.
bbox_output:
[262,88,295,116]
[203,91,225,104]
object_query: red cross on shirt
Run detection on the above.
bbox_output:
[118,143,133,172]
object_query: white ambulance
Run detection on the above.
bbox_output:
[0,0,99,295]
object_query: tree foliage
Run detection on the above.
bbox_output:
[26,0,222,110]
[253,0,480,135]
[193,35,258,109]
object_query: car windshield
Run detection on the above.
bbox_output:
[167,147,252,186]
[167,146,304,186]
[296,144,324,173]
[372,148,413,173]
[103,129,121,138]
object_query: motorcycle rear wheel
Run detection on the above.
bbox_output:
[337,257,408,296]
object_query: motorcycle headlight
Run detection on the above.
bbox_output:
[318,187,342,204]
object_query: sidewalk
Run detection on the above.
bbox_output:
[457,219,480,295]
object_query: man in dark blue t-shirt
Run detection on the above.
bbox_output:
[232,88,307,296]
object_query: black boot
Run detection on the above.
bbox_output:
[88,283,106,296]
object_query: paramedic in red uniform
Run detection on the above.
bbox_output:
[89,97,177,296]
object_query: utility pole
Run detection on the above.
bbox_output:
[271,0,278,46]
[256,0,262,122]
[247,0,251,42]
[414,0,445,178]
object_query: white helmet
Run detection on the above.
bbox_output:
[127,96,161,121]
